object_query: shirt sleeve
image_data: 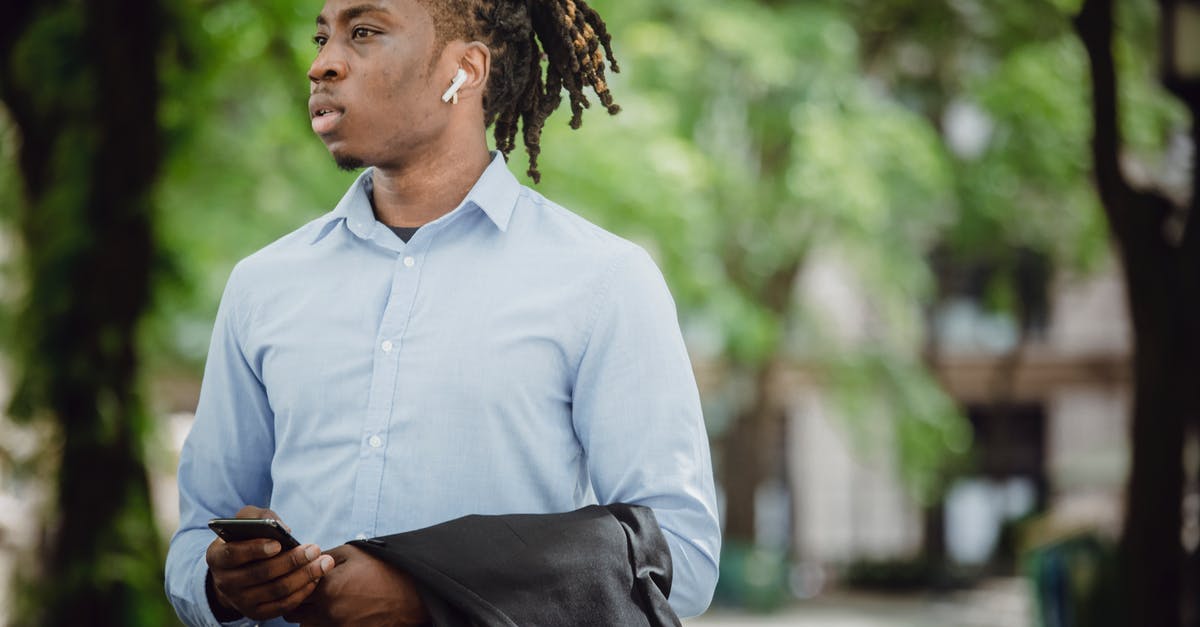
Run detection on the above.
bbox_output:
[571,246,722,618]
[164,263,273,627]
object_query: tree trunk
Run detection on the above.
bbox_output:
[0,1,173,625]
[921,502,946,565]
[1075,1,1200,625]
[720,361,783,544]
[716,249,801,548]
[1120,222,1185,627]
[1180,104,1200,627]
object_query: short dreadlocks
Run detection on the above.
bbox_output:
[422,0,620,183]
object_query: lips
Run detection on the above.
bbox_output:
[309,95,345,135]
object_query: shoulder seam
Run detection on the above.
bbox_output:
[224,262,262,379]
[571,244,641,379]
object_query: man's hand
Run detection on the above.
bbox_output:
[283,544,428,627]
[205,506,335,622]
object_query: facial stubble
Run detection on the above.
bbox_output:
[334,154,366,171]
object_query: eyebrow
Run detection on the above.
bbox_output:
[316,4,389,26]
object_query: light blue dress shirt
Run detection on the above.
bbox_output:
[165,153,721,626]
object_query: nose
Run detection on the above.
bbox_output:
[308,47,347,85]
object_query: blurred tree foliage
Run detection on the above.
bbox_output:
[0,0,1185,618]
[147,1,361,371]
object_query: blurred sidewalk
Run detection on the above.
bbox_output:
[687,578,1033,627]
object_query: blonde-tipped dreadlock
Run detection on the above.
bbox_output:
[422,0,620,183]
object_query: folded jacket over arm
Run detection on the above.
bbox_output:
[350,504,682,627]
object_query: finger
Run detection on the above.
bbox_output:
[256,579,318,619]
[221,544,322,589]
[281,606,307,625]
[243,554,334,609]
[207,537,285,569]
[237,506,292,533]
[235,505,273,519]
[324,545,353,565]
[282,592,322,624]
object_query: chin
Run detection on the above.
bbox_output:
[332,152,366,172]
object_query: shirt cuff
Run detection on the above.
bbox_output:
[191,558,256,627]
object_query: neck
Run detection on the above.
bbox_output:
[369,137,493,228]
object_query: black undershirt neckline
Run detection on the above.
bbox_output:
[364,174,421,243]
[388,225,420,243]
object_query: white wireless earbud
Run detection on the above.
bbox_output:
[441,68,468,104]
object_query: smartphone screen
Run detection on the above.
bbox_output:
[208,518,301,550]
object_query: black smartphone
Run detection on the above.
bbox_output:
[208,518,300,550]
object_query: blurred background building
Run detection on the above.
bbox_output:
[783,256,1130,580]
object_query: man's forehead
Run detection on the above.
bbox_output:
[316,0,405,25]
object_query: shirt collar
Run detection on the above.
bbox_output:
[311,151,520,245]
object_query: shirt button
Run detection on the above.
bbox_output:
[381,340,393,352]
[403,256,415,268]
[368,435,383,448]
[355,533,368,541]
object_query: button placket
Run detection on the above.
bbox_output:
[350,235,432,538]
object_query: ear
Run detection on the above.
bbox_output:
[450,41,491,102]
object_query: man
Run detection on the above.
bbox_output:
[164,0,720,624]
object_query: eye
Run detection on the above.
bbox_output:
[352,27,375,40]
[313,34,328,48]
